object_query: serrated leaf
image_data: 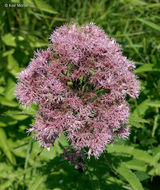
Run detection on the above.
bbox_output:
[125,159,147,172]
[4,111,29,120]
[0,96,18,107]
[147,101,160,107]
[115,163,144,190]
[129,116,150,124]
[0,115,17,126]
[0,128,16,165]
[135,171,149,182]
[105,176,124,187]
[129,115,149,128]
[129,121,144,128]
[0,163,13,177]
[135,64,160,73]
[107,145,153,164]
[12,145,28,158]
[152,151,160,165]
[132,99,150,117]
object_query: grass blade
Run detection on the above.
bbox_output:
[137,18,160,32]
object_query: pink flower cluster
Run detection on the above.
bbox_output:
[16,23,139,158]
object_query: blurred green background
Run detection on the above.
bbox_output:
[0,0,160,189]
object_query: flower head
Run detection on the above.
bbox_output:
[16,23,139,159]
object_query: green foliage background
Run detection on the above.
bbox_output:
[0,0,160,189]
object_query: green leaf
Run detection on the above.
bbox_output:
[0,96,18,107]
[129,116,150,124]
[0,181,11,190]
[104,176,124,189]
[28,175,47,190]
[58,134,69,147]
[30,135,68,161]
[28,35,48,48]
[115,163,144,190]
[0,128,16,165]
[2,34,16,47]
[0,87,4,94]
[124,0,147,6]
[129,121,144,128]
[135,64,160,73]
[125,159,147,172]
[10,138,30,159]
[0,115,17,126]
[20,104,38,115]
[4,111,29,120]
[96,89,107,96]
[129,115,150,128]
[137,18,160,32]
[11,0,21,3]
[107,144,153,164]
[34,0,57,14]
[147,3,160,8]
[132,99,150,117]
[147,101,160,107]
[0,122,7,127]
[4,78,16,100]
[152,151,160,165]
[135,171,149,182]
[67,81,73,86]
[2,49,15,57]
[30,142,55,161]
[7,54,20,77]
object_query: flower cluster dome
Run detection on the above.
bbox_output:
[16,23,139,158]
